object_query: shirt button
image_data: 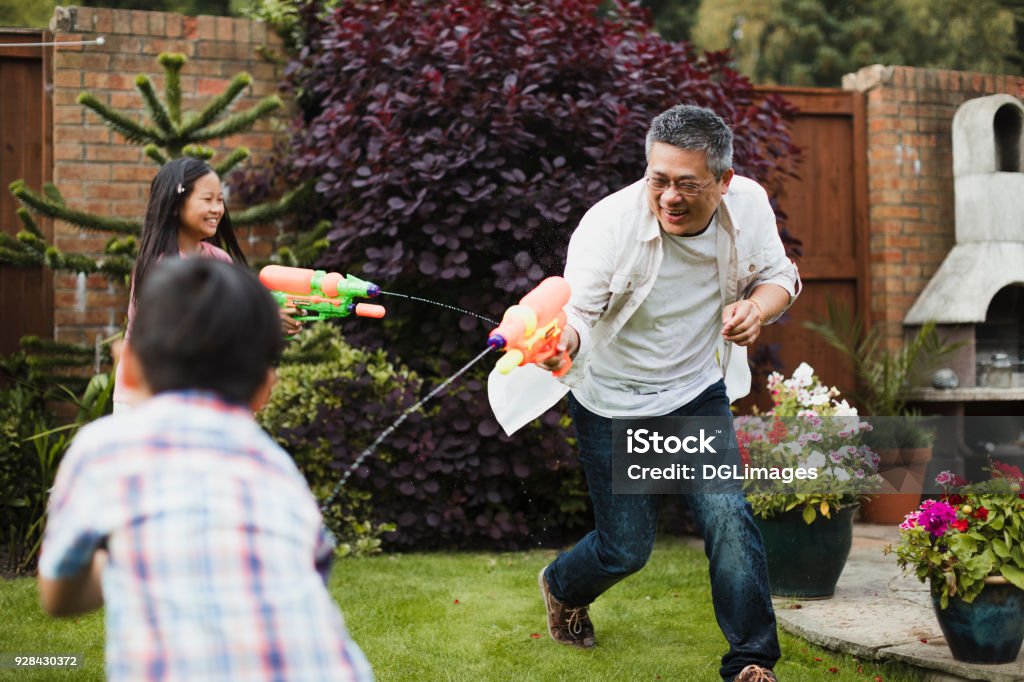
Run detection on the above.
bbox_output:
[748,264,755,272]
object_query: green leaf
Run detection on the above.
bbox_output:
[1000,564,1024,591]
[802,505,816,524]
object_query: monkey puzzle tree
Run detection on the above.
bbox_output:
[0,51,302,390]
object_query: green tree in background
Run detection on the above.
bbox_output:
[691,0,1021,86]
[640,0,702,42]
[0,0,59,28]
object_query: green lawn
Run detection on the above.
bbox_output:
[1,538,922,681]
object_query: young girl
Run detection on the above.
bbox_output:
[113,158,299,411]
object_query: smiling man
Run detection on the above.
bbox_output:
[534,105,800,682]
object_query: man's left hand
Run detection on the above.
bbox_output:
[721,300,761,346]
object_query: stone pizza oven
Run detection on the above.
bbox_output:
[905,94,1024,390]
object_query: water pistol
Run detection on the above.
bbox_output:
[259,265,386,322]
[486,276,573,377]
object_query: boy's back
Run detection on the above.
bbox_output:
[37,259,373,681]
[40,391,373,681]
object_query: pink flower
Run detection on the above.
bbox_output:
[916,499,958,537]
[899,510,921,530]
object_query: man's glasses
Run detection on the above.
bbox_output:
[645,175,714,197]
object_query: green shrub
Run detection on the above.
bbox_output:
[0,353,112,574]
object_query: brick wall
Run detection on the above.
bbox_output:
[843,65,1024,350]
[48,6,285,348]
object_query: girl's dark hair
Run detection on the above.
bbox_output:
[132,157,247,305]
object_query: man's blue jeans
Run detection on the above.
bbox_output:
[544,380,781,680]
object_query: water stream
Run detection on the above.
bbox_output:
[319,345,495,513]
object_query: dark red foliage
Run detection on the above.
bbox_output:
[269,0,800,549]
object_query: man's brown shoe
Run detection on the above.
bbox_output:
[538,567,596,648]
[733,664,778,682]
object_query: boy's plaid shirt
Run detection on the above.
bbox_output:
[39,391,374,681]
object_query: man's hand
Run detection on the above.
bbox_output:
[537,324,579,374]
[721,299,762,346]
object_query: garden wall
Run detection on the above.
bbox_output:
[843,65,1024,349]
[47,6,284,348]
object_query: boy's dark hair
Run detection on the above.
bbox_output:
[131,258,283,405]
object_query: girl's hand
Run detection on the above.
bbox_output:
[280,307,303,336]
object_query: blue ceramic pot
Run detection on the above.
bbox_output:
[931,577,1024,664]
[753,504,857,599]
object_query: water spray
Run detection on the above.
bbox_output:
[0,37,106,47]
[319,345,494,513]
[380,290,497,326]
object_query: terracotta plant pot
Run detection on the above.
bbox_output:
[860,447,933,524]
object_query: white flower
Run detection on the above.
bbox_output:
[803,451,826,469]
[831,399,858,416]
[792,362,815,387]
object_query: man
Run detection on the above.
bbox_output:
[537,104,800,682]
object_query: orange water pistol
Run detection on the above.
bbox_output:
[486,276,572,377]
[259,265,386,321]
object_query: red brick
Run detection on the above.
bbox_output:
[56,163,111,182]
[108,92,142,110]
[196,16,217,39]
[84,72,134,91]
[887,235,922,249]
[56,310,115,327]
[85,146,147,164]
[183,16,199,40]
[53,69,83,88]
[110,53,159,73]
[234,19,251,44]
[873,205,921,220]
[874,250,905,264]
[196,77,232,96]
[216,16,235,41]
[112,165,158,182]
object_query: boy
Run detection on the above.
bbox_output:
[37,258,373,681]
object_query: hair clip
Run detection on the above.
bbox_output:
[176,183,185,195]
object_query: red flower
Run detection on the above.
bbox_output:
[768,420,788,444]
[992,460,1024,482]
[952,519,969,532]
[973,506,988,521]
[943,494,965,506]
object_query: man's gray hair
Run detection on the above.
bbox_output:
[645,105,734,179]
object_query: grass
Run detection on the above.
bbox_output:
[0,538,923,681]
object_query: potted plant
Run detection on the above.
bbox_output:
[858,414,938,523]
[736,363,882,598]
[888,462,1024,663]
[804,302,961,523]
